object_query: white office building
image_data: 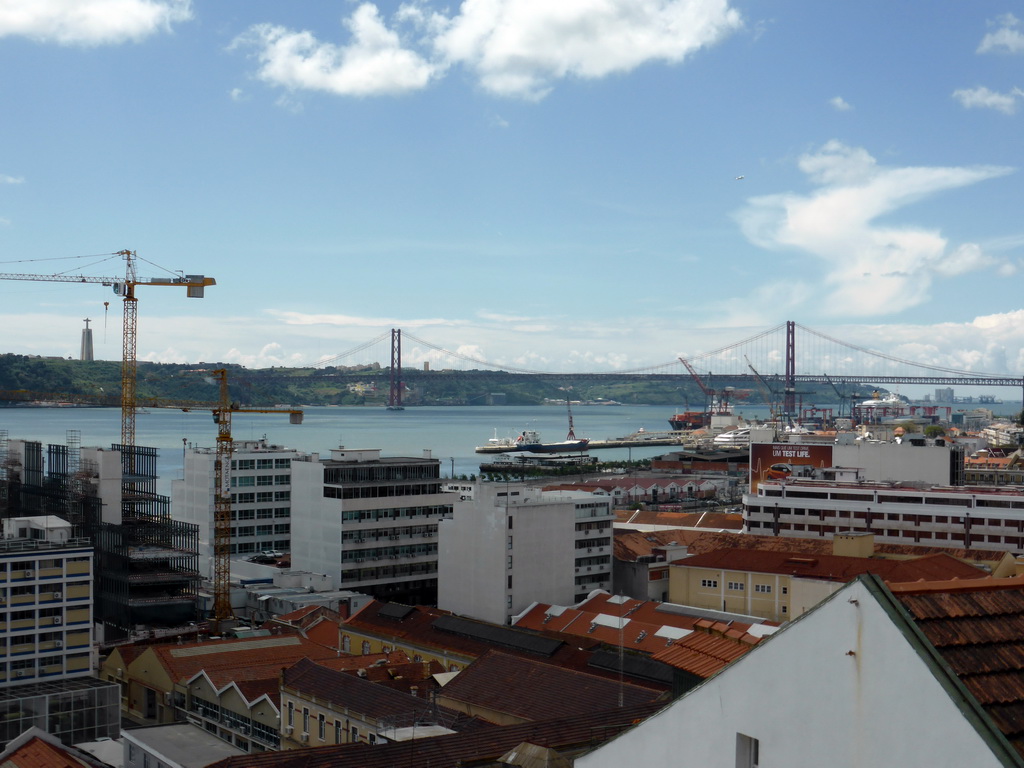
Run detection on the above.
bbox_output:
[290,448,453,606]
[438,483,614,625]
[172,439,299,565]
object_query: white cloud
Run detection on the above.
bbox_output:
[432,0,743,99]
[735,141,1013,317]
[952,85,1022,114]
[229,88,246,102]
[234,0,742,100]
[0,175,24,184]
[829,96,852,111]
[0,0,192,46]
[978,13,1024,54]
[232,4,439,97]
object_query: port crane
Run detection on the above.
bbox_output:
[679,358,749,425]
[745,356,782,423]
[0,250,215,450]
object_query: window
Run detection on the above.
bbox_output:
[351,726,359,742]
[781,586,788,595]
[335,720,342,743]
[727,581,744,591]
[754,584,772,594]
[286,702,293,726]
[319,713,326,740]
[361,641,371,654]
[302,708,309,734]
[736,733,759,768]
[700,579,718,588]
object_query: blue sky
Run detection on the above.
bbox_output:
[1,0,1023,382]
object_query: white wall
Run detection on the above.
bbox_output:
[833,441,955,485]
[289,457,334,578]
[439,484,608,625]
[576,579,1007,768]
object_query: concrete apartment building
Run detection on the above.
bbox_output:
[745,476,1024,554]
[173,439,299,563]
[0,516,93,686]
[290,448,453,606]
[438,483,614,625]
[0,515,120,746]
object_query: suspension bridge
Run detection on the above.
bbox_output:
[308,322,1024,412]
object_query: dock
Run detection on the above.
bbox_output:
[475,431,694,454]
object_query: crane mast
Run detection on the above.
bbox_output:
[207,369,303,631]
[0,249,216,450]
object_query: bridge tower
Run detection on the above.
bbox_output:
[784,320,796,421]
[388,328,404,410]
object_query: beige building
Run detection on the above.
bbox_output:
[280,657,454,749]
[669,534,987,622]
[0,517,93,686]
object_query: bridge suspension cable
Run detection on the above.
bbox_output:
[309,331,391,369]
[796,323,1010,379]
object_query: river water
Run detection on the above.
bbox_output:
[0,404,732,496]
[5,399,1019,497]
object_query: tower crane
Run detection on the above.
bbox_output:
[203,369,302,631]
[0,250,215,450]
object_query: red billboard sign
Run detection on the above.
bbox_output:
[750,443,834,493]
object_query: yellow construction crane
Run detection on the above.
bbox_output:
[205,369,302,630]
[0,249,215,450]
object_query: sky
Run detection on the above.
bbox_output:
[1,0,1023,389]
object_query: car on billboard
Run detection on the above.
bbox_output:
[765,463,794,480]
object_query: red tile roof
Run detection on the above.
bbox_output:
[513,593,767,657]
[283,657,462,722]
[206,702,664,768]
[894,580,1024,758]
[651,627,759,678]
[614,510,743,529]
[438,650,664,723]
[149,634,338,685]
[0,735,105,768]
[681,530,1009,565]
[614,529,707,560]
[674,549,987,584]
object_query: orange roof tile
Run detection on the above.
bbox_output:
[894,579,1024,757]
[514,593,767,656]
[2,736,97,768]
[651,629,758,678]
[150,634,338,684]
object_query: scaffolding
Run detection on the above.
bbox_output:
[0,436,201,638]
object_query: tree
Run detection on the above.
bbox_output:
[924,425,946,438]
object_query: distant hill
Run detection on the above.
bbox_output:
[0,353,842,409]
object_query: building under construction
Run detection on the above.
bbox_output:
[0,430,200,639]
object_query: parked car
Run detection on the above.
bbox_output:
[261,550,285,559]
